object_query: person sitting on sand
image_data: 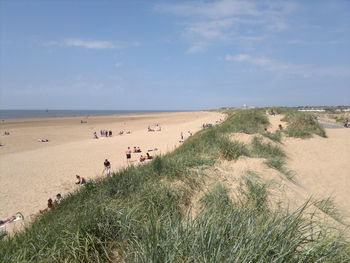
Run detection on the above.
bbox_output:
[278,124,283,130]
[93,132,98,139]
[75,175,86,185]
[37,139,49,142]
[126,130,131,134]
[104,159,111,176]
[133,146,137,153]
[136,147,142,153]
[139,155,146,162]
[119,130,124,135]
[40,198,53,214]
[54,193,63,204]
[146,152,153,160]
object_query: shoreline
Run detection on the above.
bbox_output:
[0,109,194,120]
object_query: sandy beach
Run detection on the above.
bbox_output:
[0,111,225,227]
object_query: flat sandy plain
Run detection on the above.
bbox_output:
[0,111,224,228]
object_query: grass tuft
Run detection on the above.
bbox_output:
[282,111,327,138]
[218,137,250,161]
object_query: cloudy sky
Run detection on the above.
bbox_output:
[1,0,349,110]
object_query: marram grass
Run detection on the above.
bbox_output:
[0,109,347,263]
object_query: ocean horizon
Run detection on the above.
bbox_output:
[0,109,189,120]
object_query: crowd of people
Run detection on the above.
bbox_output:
[6,117,226,226]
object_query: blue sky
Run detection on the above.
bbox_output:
[0,0,349,110]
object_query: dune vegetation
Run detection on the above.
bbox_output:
[278,109,327,138]
[1,109,349,263]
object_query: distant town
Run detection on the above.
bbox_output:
[220,105,350,112]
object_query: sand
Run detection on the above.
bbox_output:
[284,128,350,223]
[0,111,225,229]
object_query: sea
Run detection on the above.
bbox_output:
[0,110,183,120]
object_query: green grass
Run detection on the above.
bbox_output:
[218,136,250,161]
[281,111,327,138]
[314,197,345,224]
[0,109,348,262]
[265,157,295,181]
[262,130,282,143]
[251,136,286,159]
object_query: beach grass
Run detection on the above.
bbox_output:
[0,109,348,262]
[281,110,327,138]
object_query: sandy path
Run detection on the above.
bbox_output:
[268,114,286,132]
[0,111,224,229]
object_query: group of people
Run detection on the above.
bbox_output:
[40,174,87,214]
[125,146,154,164]
[139,152,153,162]
[39,193,63,214]
[93,130,132,139]
[179,131,192,143]
[3,131,10,135]
[202,123,213,128]
[267,109,277,116]
[100,130,113,137]
[133,146,142,153]
[148,124,161,132]
[119,130,131,135]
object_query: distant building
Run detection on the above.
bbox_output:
[298,108,326,112]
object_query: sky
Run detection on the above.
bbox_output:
[0,0,349,110]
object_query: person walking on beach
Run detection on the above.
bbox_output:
[126,147,132,165]
[104,159,111,176]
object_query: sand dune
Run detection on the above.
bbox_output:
[284,128,350,223]
[0,111,224,229]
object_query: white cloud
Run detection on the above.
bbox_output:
[155,0,296,52]
[44,39,118,49]
[44,39,141,49]
[155,0,261,19]
[225,53,350,77]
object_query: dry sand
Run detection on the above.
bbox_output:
[284,128,350,223]
[202,115,350,226]
[0,111,224,229]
